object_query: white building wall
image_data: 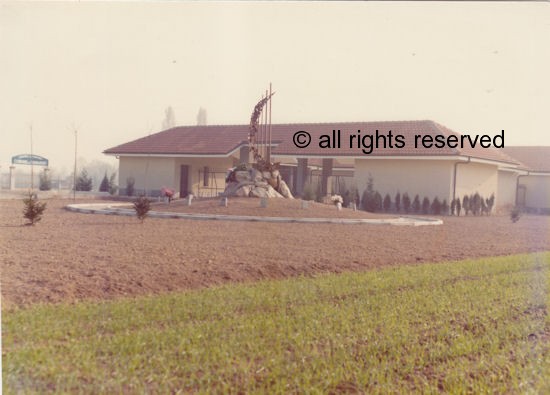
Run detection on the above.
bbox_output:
[174,157,236,197]
[118,156,237,197]
[354,158,455,203]
[497,170,517,210]
[119,156,176,195]
[454,161,498,204]
[522,175,550,210]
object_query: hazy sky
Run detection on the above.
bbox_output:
[1,2,549,172]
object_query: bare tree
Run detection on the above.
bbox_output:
[162,106,176,130]
[196,107,207,125]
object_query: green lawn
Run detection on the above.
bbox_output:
[3,253,549,393]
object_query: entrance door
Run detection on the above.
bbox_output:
[180,165,189,198]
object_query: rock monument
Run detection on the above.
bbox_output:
[222,85,293,200]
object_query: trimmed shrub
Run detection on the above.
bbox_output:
[412,195,421,213]
[361,177,377,212]
[462,195,470,215]
[421,197,430,214]
[456,198,462,216]
[395,192,401,213]
[374,192,383,212]
[441,199,449,216]
[472,192,482,216]
[402,193,411,214]
[431,197,441,215]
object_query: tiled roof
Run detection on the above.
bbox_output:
[502,146,550,172]
[104,125,249,156]
[104,120,519,165]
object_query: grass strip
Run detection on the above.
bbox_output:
[3,252,549,393]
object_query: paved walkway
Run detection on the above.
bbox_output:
[66,203,443,226]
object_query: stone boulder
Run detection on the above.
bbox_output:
[223,166,294,199]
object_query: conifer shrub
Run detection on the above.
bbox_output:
[441,199,449,216]
[472,192,482,216]
[75,169,93,191]
[456,198,462,216]
[421,197,430,214]
[431,197,441,215]
[412,195,421,213]
[99,172,109,192]
[374,192,383,212]
[395,192,401,213]
[22,192,47,225]
[463,195,470,215]
[133,195,151,223]
[402,193,411,214]
[361,177,377,212]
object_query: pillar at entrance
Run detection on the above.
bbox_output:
[9,166,15,190]
[239,145,251,165]
[296,158,308,196]
[321,158,333,197]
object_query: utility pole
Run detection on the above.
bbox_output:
[73,129,77,200]
[30,124,34,192]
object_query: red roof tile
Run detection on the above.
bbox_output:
[104,120,519,165]
[502,146,550,172]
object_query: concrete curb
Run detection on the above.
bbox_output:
[65,203,443,226]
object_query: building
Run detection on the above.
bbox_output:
[501,147,550,213]
[104,120,547,212]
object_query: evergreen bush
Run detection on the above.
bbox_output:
[395,192,401,213]
[22,192,47,225]
[422,197,430,214]
[431,197,441,215]
[412,195,421,213]
[374,192,383,212]
[133,195,151,223]
[441,199,449,216]
[462,195,470,215]
[361,177,377,212]
[75,169,93,191]
[402,193,411,213]
[99,172,109,192]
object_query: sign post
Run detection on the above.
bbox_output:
[11,154,49,191]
